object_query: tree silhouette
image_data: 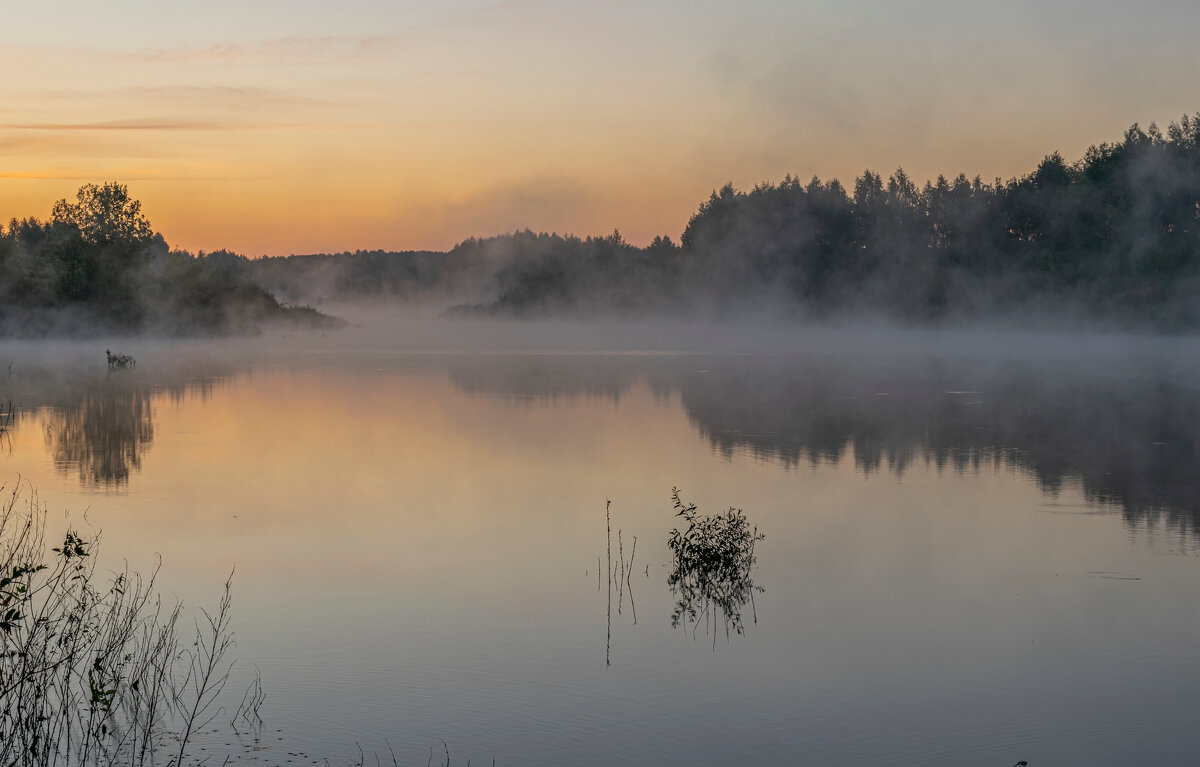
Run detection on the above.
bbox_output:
[0,183,334,335]
[51,183,153,250]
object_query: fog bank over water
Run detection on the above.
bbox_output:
[6,312,1196,379]
[4,318,1200,765]
[320,306,1200,359]
[6,317,1200,546]
[342,314,1200,546]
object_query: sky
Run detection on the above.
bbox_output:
[2,0,1198,256]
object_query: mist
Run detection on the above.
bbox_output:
[5,300,1200,764]
[3,114,1198,340]
[198,114,1200,335]
[6,316,1200,542]
[6,6,1200,764]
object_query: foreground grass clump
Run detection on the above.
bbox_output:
[0,482,234,767]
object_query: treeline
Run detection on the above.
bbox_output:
[226,114,1200,328]
[210,248,445,304]
[468,115,1200,326]
[9,114,1199,332]
[0,183,335,336]
[229,231,687,313]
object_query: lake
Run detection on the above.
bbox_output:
[2,319,1199,766]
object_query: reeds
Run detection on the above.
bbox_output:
[602,499,642,667]
[230,666,265,735]
[0,480,236,767]
[0,398,12,453]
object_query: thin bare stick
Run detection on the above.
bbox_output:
[618,529,625,614]
[605,499,612,667]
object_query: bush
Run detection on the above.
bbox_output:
[666,487,764,639]
[0,482,235,767]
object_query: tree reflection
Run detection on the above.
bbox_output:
[451,350,1200,545]
[667,488,763,644]
[2,352,232,490]
[675,357,1200,541]
[45,388,154,487]
[448,355,632,405]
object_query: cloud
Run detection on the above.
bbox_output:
[116,34,407,65]
[0,172,166,181]
[120,85,333,109]
[0,159,262,182]
[0,172,99,180]
[0,33,406,69]
[2,118,292,131]
[0,133,99,152]
[438,177,605,238]
[1,85,333,110]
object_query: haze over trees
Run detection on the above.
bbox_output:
[462,115,1200,327]
[220,115,1200,330]
[4,115,1199,335]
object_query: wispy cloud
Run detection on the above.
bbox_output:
[0,85,344,144]
[0,171,165,181]
[117,34,407,65]
[0,133,97,152]
[121,85,334,108]
[441,177,603,237]
[0,160,262,182]
[0,33,406,69]
[0,172,96,180]
[2,119,295,131]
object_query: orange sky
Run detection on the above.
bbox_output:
[3,1,1199,256]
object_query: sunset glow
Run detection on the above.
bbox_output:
[4,0,1199,255]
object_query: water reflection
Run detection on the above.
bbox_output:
[10,346,1200,542]
[5,340,1199,764]
[1,351,234,489]
[450,355,635,405]
[449,353,1200,542]
[677,359,1200,540]
[666,488,762,644]
[45,387,154,487]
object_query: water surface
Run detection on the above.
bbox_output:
[2,324,1198,766]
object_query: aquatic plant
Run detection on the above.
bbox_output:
[0,481,235,767]
[667,487,763,640]
[601,500,641,667]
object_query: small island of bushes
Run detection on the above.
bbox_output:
[0,182,338,337]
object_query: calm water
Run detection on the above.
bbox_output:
[2,322,1199,766]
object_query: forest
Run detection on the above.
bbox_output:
[245,115,1200,330]
[4,114,1199,334]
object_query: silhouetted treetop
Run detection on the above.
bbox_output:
[51,182,154,248]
